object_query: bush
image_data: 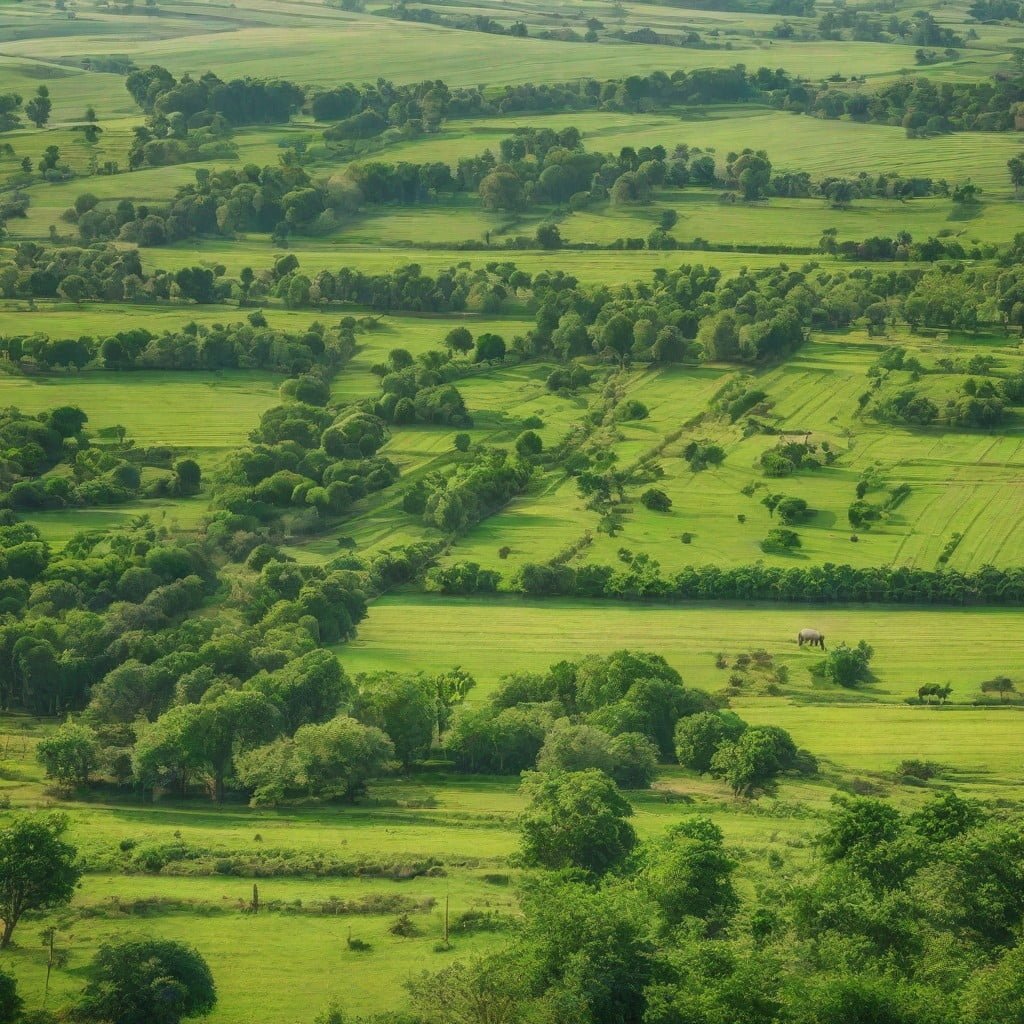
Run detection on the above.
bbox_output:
[641,488,672,512]
[614,400,649,422]
[821,640,874,688]
[761,528,800,553]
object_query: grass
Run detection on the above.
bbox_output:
[0,725,827,1022]
[428,330,1024,576]
[340,593,1024,702]
[360,106,1024,195]
[142,241,889,285]
[0,371,284,448]
[5,11,969,88]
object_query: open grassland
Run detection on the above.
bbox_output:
[305,191,1024,251]
[0,371,283,448]
[0,300,343,336]
[361,107,1024,194]
[737,699,1024,794]
[3,8,975,88]
[23,500,210,547]
[436,329,1024,576]
[340,594,1024,702]
[0,720,832,1022]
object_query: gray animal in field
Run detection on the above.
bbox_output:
[797,628,826,649]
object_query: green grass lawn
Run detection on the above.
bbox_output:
[340,593,1024,702]
[5,11,962,88]
[358,106,1024,195]
[0,371,284,448]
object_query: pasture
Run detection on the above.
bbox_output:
[339,593,1024,702]
[0,371,284,448]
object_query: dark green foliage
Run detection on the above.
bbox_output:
[641,817,738,933]
[821,641,875,688]
[0,813,80,947]
[75,939,216,1024]
[641,488,672,511]
[518,768,636,874]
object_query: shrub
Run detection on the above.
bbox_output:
[641,488,672,512]
[761,528,800,553]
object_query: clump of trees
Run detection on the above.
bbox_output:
[676,708,812,794]
[403,790,1024,1024]
[445,649,785,792]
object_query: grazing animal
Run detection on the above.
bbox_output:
[798,628,825,649]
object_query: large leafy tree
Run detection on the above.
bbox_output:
[641,817,738,934]
[36,719,100,790]
[76,939,216,1024]
[236,715,394,806]
[0,813,80,947]
[518,768,636,875]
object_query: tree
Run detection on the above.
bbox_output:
[58,274,88,303]
[536,720,618,776]
[518,768,636,875]
[980,675,1016,703]
[729,150,772,201]
[36,720,100,789]
[509,875,655,1022]
[1009,154,1024,198]
[698,311,740,361]
[952,180,981,204]
[761,527,801,553]
[236,715,394,806]
[515,430,543,458]
[75,939,216,1024]
[641,488,672,511]
[445,326,473,354]
[474,332,505,363]
[596,313,634,365]
[642,817,737,933]
[535,224,562,249]
[479,170,525,211]
[0,971,18,1024]
[173,458,202,495]
[407,958,528,1024]
[709,727,793,797]
[960,942,1024,1024]
[355,673,434,770]
[675,711,746,773]
[0,813,80,947]
[48,405,87,438]
[25,86,51,129]
[821,641,874,688]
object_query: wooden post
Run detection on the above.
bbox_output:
[43,930,54,1006]
[252,883,259,915]
[443,893,449,948]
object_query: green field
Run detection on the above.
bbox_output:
[339,593,1024,702]
[0,371,283,448]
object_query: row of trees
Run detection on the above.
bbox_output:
[492,556,1024,604]
[0,315,352,375]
